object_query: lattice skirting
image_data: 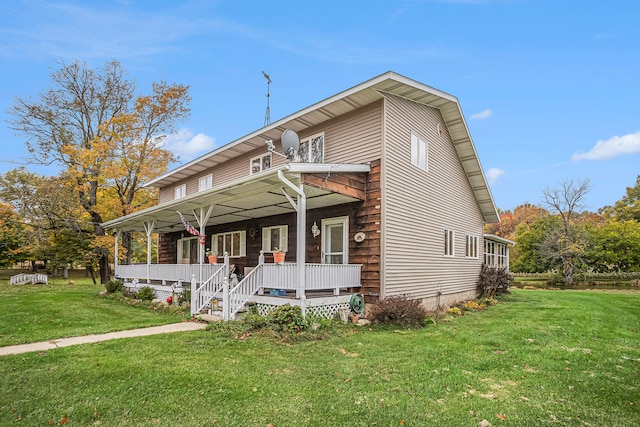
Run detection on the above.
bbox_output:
[123,283,184,301]
[254,301,350,319]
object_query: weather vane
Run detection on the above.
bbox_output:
[262,71,271,126]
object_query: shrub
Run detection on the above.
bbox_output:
[136,286,155,301]
[477,264,514,298]
[369,295,428,328]
[447,307,462,317]
[463,300,481,311]
[268,304,307,332]
[105,279,123,293]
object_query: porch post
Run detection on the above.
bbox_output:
[114,230,121,269]
[194,206,214,285]
[143,221,156,284]
[277,170,306,300]
[296,185,306,299]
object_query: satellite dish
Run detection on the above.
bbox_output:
[281,129,300,160]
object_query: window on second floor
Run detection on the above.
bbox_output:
[250,153,272,175]
[291,133,324,163]
[262,225,288,252]
[411,131,428,171]
[174,184,186,199]
[198,174,212,191]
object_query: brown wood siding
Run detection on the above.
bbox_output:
[301,172,367,200]
[381,94,485,300]
[157,101,383,202]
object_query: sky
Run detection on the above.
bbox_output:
[0,0,638,214]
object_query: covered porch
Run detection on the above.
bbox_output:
[103,163,371,320]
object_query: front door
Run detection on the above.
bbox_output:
[321,217,348,264]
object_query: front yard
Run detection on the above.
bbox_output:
[1,276,639,426]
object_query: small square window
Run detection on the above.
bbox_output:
[198,174,212,191]
[174,184,186,199]
[250,153,272,174]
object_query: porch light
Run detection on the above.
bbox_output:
[311,221,320,237]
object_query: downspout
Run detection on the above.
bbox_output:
[277,170,306,300]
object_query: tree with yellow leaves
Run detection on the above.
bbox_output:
[8,60,190,283]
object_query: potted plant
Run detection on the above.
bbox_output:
[272,248,286,264]
[206,250,217,264]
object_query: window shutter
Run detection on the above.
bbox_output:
[240,230,247,256]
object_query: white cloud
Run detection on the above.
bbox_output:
[163,128,216,161]
[470,109,493,120]
[572,131,640,161]
[485,168,505,185]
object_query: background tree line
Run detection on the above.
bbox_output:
[0,60,190,283]
[485,176,640,284]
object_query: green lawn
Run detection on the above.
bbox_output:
[0,274,189,346]
[1,289,639,426]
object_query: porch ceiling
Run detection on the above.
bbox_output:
[102,166,365,233]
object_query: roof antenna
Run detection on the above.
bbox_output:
[262,71,271,126]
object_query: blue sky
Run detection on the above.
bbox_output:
[1,0,638,213]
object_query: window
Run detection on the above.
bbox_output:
[250,153,272,174]
[465,235,478,258]
[174,184,186,199]
[211,230,246,258]
[497,243,508,267]
[295,133,324,163]
[411,132,428,171]
[484,240,496,266]
[262,225,288,252]
[444,229,455,257]
[198,174,212,191]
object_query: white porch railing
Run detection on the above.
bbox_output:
[115,263,221,284]
[115,257,362,321]
[191,258,229,316]
[261,263,361,293]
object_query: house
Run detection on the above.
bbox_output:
[102,71,501,319]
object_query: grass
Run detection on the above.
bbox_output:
[0,271,189,346]
[1,289,639,426]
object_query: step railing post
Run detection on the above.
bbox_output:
[223,276,230,321]
[190,274,196,316]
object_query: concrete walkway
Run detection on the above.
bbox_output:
[0,322,208,356]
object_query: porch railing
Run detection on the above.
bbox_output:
[115,263,221,284]
[261,263,361,293]
[191,259,228,316]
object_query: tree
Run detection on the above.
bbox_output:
[0,168,92,274]
[586,220,640,272]
[511,215,562,273]
[8,60,190,283]
[0,203,27,268]
[608,175,640,222]
[541,178,591,285]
